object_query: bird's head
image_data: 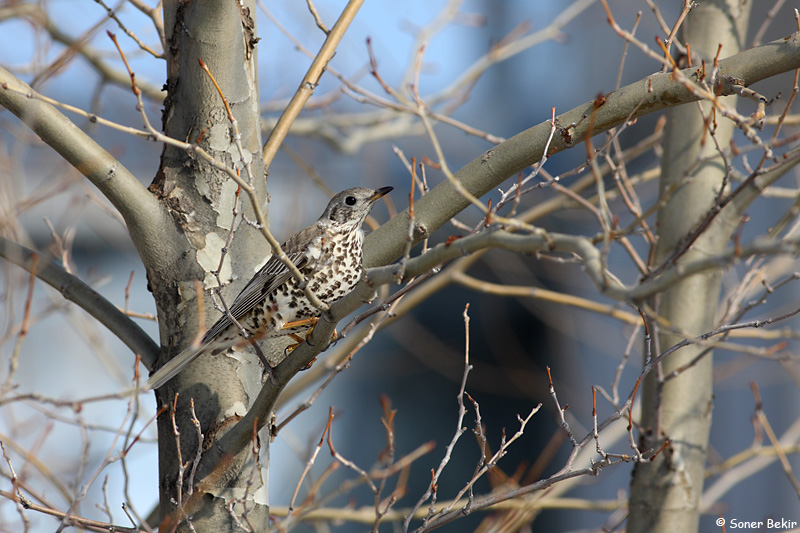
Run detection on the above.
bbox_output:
[320,186,393,229]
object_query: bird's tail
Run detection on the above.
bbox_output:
[144,343,208,390]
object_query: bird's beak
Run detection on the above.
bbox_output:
[371,186,393,200]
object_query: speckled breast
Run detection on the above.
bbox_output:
[270,229,364,337]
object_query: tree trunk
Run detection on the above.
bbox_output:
[151,1,270,530]
[628,2,751,532]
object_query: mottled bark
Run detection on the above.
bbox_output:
[152,1,269,530]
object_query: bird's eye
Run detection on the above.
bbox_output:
[345,196,357,206]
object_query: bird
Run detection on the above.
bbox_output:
[145,186,393,390]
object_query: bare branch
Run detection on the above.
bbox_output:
[261,0,365,167]
[364,32,800,268]
[0,237,159,369]
[0,67,180,273]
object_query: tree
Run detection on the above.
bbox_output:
[1,0,800,531]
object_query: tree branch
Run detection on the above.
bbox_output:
[0,67,181,273]
[364,32,800,268]
[0,238,159,370]
[261,0,365,168]
[0,4,163,98]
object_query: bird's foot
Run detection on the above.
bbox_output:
[285,333,305,353]
[282,318,337,364]
[283,317,320,352]
[281,317,320,331]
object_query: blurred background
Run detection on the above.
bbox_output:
[2,0,800,531]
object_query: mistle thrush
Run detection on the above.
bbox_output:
[145,186,393,390]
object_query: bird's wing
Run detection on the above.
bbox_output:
[145,250,309,390]
[201,249,309,343]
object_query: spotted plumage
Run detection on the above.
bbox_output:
[145,186,392,390]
